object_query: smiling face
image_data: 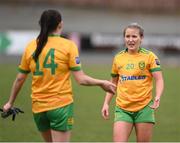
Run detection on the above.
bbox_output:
[124,27,143,54]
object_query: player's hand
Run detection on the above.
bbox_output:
[3,102,13,113]
[101,80,116,94]
[101,103,110,120]
[149,96,160,109]
[0,106,24,121]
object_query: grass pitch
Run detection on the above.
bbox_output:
[0,63,180,142]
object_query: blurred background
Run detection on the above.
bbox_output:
[0,0,180,142]
[1,0,180,63]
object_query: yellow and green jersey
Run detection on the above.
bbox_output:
[18,35,81,113]
[111,48,161,112]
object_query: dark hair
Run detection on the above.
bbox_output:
[123,23,144,38]
[33,9,62,62]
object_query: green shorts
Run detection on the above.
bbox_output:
[33,103,74,132]
[114,101,155,123]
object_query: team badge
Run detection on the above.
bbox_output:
[155,59,160,65]
[75,57,80,64]
[67,117,74,125]
[138,61,145,70]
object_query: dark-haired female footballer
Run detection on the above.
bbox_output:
[3,9,116,142]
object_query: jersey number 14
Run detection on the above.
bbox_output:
[34,49,58,76]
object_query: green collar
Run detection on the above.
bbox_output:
[48,34,60,37]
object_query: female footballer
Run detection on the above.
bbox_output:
[101,23,164,142]
[3,9,116,142]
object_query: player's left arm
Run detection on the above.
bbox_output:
[3,73,28,112]
[150,71,164,109]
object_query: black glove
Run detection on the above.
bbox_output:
[0,107,24,121]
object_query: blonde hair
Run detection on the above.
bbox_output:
[123,23,144,37]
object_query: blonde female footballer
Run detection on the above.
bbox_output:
[101,23,164,142]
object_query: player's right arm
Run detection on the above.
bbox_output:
[3,73,28,112]
[101,77,118,120]
[72,70,116,94]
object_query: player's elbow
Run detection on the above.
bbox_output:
[76,78,88,85]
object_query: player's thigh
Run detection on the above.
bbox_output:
[41,129,52,142]
[135,123,154,142]
[51,129,71,142]
[113,121,133,142]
